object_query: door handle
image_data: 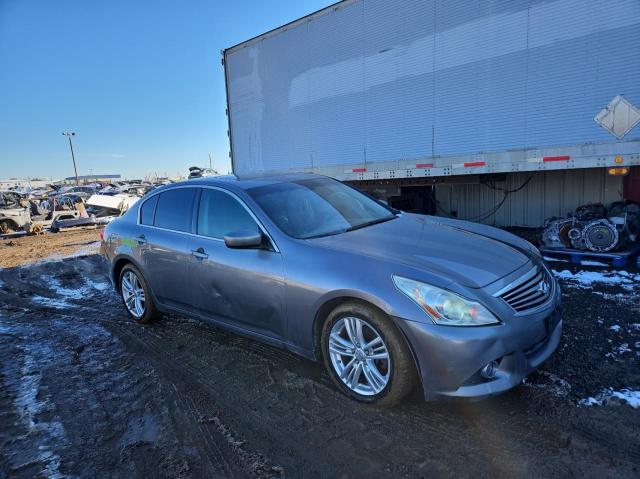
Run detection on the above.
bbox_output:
[136,234,147,245]
[191,247,208,260]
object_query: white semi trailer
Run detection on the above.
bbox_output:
[223,0,640,227]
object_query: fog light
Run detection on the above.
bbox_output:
[480,361,498,379]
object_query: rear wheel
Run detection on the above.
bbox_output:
[321,301,417,407]
[119,264,160,324]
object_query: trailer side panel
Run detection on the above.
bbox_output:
[225,0,640,178]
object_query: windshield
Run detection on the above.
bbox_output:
[248,177,396,239]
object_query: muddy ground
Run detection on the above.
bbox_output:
[0,251,639,478]
[0,228,102,269]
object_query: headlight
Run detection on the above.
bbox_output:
[392,276,500,326]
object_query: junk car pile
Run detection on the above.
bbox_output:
[0,180,167,236]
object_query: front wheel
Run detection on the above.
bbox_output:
[119,264,160,324]
[321,301,417,407]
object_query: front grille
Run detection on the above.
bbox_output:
[497,266,552,313]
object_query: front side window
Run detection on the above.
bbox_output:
[248,177,395,239]
[153,188,196,232]
[197,188,258,239]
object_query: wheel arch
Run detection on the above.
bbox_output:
[312,295,419,371]
[111,255,143,293]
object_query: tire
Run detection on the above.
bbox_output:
[321,301,417,407]
[119,264,161,324]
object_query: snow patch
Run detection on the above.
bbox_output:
[0,321,12,334]
[31,295,72,309]
[617,343,632,355]
[89,280,110,292]
[579,389,640,408]
[48,277,85,300]
[15,351,67,478]
[41,241,101,263]
[552,269,640,291]
[610,324,621,332]
[605,342,634,359]
[41,274,110,300]
[592,291,635,303]
[523,371,571,398]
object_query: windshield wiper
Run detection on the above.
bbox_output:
[345,214,397,233]
[303,228,349,239]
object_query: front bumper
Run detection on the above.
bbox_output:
[393,304,563,400]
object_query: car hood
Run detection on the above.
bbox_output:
[310,214,531,288]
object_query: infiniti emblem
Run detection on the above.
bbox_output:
[537,280,549,295]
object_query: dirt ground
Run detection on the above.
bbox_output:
[0,228,103,269]
[0,244,639,478]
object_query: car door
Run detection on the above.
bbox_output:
[137,187,198,311]
[187,187,286,339]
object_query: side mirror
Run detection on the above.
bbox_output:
[223,230,264,249]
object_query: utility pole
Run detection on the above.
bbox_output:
[62,132,79,185]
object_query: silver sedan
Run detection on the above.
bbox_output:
[102,174,562,406]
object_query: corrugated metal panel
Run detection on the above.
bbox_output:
[226,0,640,176]
[433,168,624,227]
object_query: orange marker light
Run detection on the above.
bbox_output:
[607,167,629,176]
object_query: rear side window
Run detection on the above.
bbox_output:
[197,189,258,239]
[139,195,158,225]
[153,188,196,232]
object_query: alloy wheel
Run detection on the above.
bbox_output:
[328,317,391,396]
[121,271,146,318]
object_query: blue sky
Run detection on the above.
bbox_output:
[0,0,330,180]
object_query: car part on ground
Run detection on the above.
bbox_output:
[542,202,639,252]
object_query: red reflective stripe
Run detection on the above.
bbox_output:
[352,168,367,172]
[416,163,434,168]
[543,156,570,162]
[464,161,486,167]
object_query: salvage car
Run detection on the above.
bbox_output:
[0,191,31,234]
[102,174,562,406]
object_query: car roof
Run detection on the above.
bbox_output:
[183,172,324,191]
